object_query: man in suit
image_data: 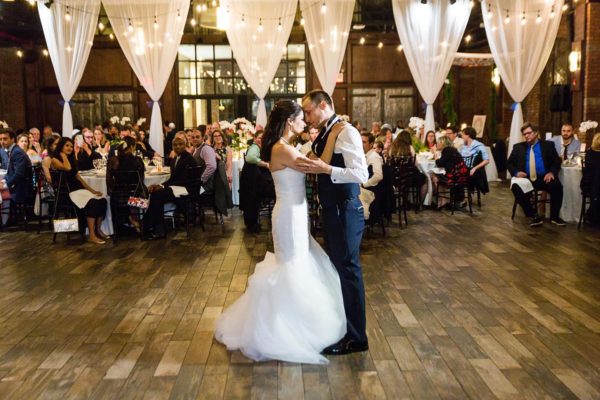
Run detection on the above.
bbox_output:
[0,130,33,204]
[551,123,581,160]
[297,90,369,355]
[508,122,565,227]
[144,136,198,239]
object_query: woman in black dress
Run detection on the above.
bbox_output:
[51,137,108,244]
[581,133,600,225]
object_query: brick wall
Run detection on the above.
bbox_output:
[582,2,600,146]
[0,48,26,129]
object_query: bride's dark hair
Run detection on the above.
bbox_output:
[260,100,302,162]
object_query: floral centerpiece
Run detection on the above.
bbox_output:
[408,116,425,131]
[229,117,256,159]
[108,115,132,146]
[579,120,598,133]
[136,118,146,128]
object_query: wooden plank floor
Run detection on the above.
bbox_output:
[1,182,600,399]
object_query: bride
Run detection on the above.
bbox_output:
[214,100,346,364]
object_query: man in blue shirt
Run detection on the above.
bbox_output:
[507,122,564,227]
[551,123,581,160]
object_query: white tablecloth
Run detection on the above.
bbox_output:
[416,157,436,206]
[81,170,170,235]
[232,159,244,206]
[485,146,498,181]
[559,166,582,222]
[0,170,7,224]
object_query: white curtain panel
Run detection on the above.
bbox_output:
[38,0,102,137]
[482,0,564,158]
[103,0,190,156]
[221,0,297,128]
[300,0,354,96]
[392,0,471,133]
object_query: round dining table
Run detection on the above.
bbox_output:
[80,168,170,235]
[558,165,583,222]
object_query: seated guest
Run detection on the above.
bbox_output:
[132,130,157,159]
[240,131,271,232]
[300,127,319,156]
[424,130,437,152]
[581,133,600,225]
[551,123,581,161]
[168,131,194,159]
[191,129,216,189]
[0,130,33,204]
[508,122,564,227]
[16,133,40,162]
[42,125,54,141]
[0,143,8,170]
[212,129,233,186]
[144,136,198,239]
[29,127,43,154]
[388,130,415,159]
[460,126,490,195]
[77,129,102,170]
[380,126,393,154]
[371,121,381,136]
[106,137,146,232]
[41,136,58,182]
[108,127,132,157]
[92,128,110,156]
[361,132,384,222]
[373,140,385,158]
[445,125,464,151]
[50,137,108,244]
[433,136,466,209]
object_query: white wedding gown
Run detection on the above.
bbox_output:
[215,167,346,364]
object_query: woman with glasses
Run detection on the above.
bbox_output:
[212,129,233,187]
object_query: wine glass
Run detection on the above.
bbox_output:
[567,152,574,165]
[93,159,102,171]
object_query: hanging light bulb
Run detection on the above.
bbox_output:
[212,0,217,6]
[196,3,202,12]
[98,21,105,32]
[397,44,403,52]
[65,6,71,22]
[359,37,365,45]
[464,34,471,43]
[321,1,327,14]
[109,33,115,40]
[536,10,541,23]
[258,18,264,32]
[487,4,493,19]
[128,18,134,32]
[300,17,305,26]
[16,50,23,58]
[27,0,36,6]
[202,3,208,11]
[277,18,282,32]
[153,16,159,30]
[190,18,197,26]
[378,42,383,49]
[469,0,475,9]
[177,9,181,21]
[504,9,510,24]
[550,5,555,18]
[521,11,526,25]
[42,49,49,57]
[562,4,568,11]
[240,14,246,27]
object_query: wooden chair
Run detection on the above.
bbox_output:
[109,170,146,243]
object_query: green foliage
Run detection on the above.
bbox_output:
[443,71,458,127]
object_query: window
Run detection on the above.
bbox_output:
[178,43,306,127]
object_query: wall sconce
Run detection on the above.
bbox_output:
[569,51,581,72]
[491,67,501,86]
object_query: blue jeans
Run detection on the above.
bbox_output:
[322,196,367,343]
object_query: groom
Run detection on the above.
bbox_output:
[297,90,369,355]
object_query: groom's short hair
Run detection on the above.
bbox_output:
[303,90,333,108]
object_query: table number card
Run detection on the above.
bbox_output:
[580,143,586,153]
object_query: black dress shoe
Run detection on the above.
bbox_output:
[322,338,369,355]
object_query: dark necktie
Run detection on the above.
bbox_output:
[563,144,568,160]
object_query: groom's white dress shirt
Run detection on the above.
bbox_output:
[363,149,383,188]
[329,124,369,185]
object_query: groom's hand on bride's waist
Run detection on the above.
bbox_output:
[295,157,332,175]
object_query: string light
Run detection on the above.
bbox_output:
[536,10,541,24]
[109,33,115,40]
[550,5,555,18]
[378,42,383,49]
[359,37,365,45]
[190,18,197,26]
[504,9,510,24]
[397,44,403,52]
[300,17,305,26]
[98,21,105,31]
[321,1,327,14]
[258,18,264,32]
[487,4,493,19]
[65,6,71,22]
[177,8,181,21]
[128,18,134,32]
[562,4,568,11]
[16,50,23,58]
[521,10,526,25]
[464,34,471,43]
[42,49,48,56]
[153,16,159,30]
[196,3,202,12]
[240,14,246,27]
[27,0,35,6]
[277,18,282,32]
[202,3,208,11]
[469,0,474,9]
[212,0,217,6]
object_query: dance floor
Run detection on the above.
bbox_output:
[1,182,599,399]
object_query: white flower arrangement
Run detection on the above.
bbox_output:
[109,116,120,125]
[579,120,598,132]
[219,120,234,131]
[339,114,350,122]
[0,120,8,129]
[136,118,146,127]
[408,117,425,130]
[120,117,131,126]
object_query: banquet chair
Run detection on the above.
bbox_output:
[389,156,416,227]
[0,165,36,231]
[50,171,86,243]
[511,189,551,220]
[109,170,146,243]
[434,160,473,215]
[164,164,204,239]
[463,154,485,207]
[306,173,321,236]
[36,165,56,233]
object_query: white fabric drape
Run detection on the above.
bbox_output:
[482,0,564,157]
[221,0,297,128]
[103,0,189,156]
[300,0,354,96]
[392,0,471,133]
[38,0,101,137]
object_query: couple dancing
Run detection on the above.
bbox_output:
[215,90,370,364]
